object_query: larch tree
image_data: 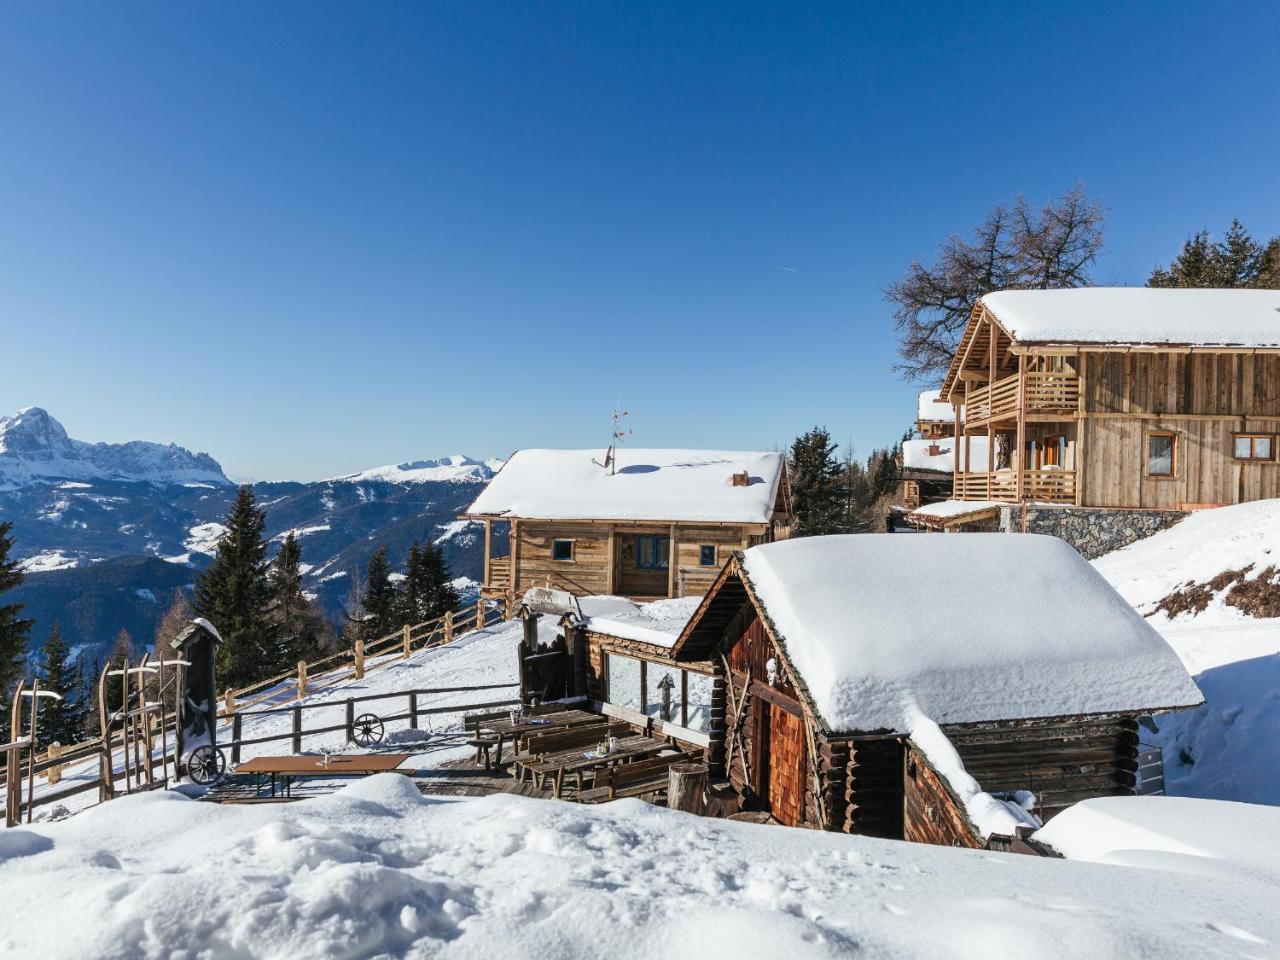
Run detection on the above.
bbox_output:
[150,589,193,715]
[0,521,33,741]
[193,485,275,689]
[886,183,1105,382]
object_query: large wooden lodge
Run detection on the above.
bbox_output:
[464,448,792,602]
[940,288,1280,511]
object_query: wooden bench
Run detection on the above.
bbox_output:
[512,721,627,783]
[464,710,512,769]
[578,750,703,804]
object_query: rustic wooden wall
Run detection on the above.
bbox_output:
[844,738,905,839]
[514,521,612,596]
[902,743,982,848]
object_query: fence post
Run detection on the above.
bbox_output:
[402,624,412,660]
[296,660,308,701]
[444,611,454,644]
[292,705,302,754]
[345,699,355,744]
[409,692,419,730]
[45,741,63,785]
[354,638,366,679]
[475,598,485,631]
[223,689,236,716]
[504,595,515,621]
[231,714,243,764]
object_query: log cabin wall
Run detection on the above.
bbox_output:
[843,737,905,839]
[514,521,612,596]
[942,715,1140,821]
[1079,350,1280,508]
[903,742,982,848]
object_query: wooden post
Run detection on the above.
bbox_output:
[667,762,708,815]
[231,713,243,764]
[296,660,308,701]
[25,679,40,821]
[353,638,365,679]
[1075,352,1087,507]
[1016,353,1027,506]
[667,523,678,598]
[6,683,24,827]
[605,526,616,595]
[409,692,419,730]
[475,597,485,632]
[345,699,356,743]
[509,519,521,596]
[223,689,236,716]
[444,611,454,644]
[46,741,63,785]
[402,624,412,660]
[503,595,515,621]
[292,705,303,754]
[483,518,492,590]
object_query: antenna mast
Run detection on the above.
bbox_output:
[593,408,631,475]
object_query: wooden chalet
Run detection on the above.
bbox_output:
[915,389,959,440]
[664,534,1202,846]
[897,436,989,510]
[464,449,791,602]
[940,288,1280,510]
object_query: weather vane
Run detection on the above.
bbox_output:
[593,408,631,475]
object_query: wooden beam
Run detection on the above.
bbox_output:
[483,518,492,588]
[667,523,678,599]
[1016,353,1027,504]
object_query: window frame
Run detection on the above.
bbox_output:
[635,535,670,570]
[551,538,575,562]
[1145,430,1179,479]
[1233,433,1277,463]
[698,544,717,567]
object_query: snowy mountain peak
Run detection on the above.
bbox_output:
[327,454,503,485]
[0,407,232,488]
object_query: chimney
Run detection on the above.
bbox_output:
[927,443,941,457]
[730,471,750,487]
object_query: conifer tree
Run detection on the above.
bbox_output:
[1149,219,1280,289]
[268,533,330,670]
[150,589,193,715]
[788,427,846,537]
[422,542,460,619]
[104,628,135,714]
[193,485,274,688]
[362,546,400,640]
[0,521,33,741]
[38,623,85,747]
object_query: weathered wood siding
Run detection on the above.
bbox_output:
[943,715,1139,821]
[514,521,612,596]
[844,738,904,839]
[903,743,982,847]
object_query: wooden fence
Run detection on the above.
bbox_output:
[2,595,518,826]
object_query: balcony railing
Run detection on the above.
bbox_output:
[954,469,1076,504]
[483,555,512,596]
[966,371,1080,425]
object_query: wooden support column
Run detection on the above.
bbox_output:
[1016,353,1027,505]
[605,525,617,595]
[987,317,998,501]
[1076,353,1087,507]
[667,523,678,598]
[483,518,492,589]
[509,519,521,597]
[964,381,972,501]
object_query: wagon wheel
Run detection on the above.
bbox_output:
[186,745,226,785]
[352,713,385,747]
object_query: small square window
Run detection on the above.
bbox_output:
[1234,434,1276,462]
[1147,433,1176,477]
[552,539,574,561]
[699,544,717,566]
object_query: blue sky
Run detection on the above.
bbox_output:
[1,3,1277,480]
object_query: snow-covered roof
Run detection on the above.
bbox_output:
[465,448,785,524]
[916,389,959,423]
[737,534,1202,733]
[579,596,702,650]
[907,498,1004,522]
[901,437,990,473]
[982,288,1280,347]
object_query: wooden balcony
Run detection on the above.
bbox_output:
[966,371,1080,426]
[954,469,1076,504]
[482,555,512,597]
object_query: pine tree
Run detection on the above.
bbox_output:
[193,485,275,688]
[268,533,330,670]
[104,628,135,714]
[0,521,33,741]
[788,428,845,537]
[362,546,400,640]
[421,542,459,619]
[400,542,427,626]
[37,623,85,748]
[1148,220,1280,289]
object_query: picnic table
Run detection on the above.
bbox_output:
[234,753,413,799]
[480,708,605,767]
[537,734,674,798]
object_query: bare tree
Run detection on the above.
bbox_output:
[886,183,1105,383]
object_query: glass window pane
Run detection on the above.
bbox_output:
[1148,434,1174,475]
[699,545,716,566]
[645,663,681,724]
[552,539,573,561]
[1235,437,1253,459]
[685,672,713,732]
[607,654,642,712]
[1258,437,1273,460]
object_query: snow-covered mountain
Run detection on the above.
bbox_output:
[0,407,230,488]
[326,454,504,485]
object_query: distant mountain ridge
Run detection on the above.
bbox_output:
[0,407,230,488]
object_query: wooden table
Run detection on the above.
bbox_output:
[481,709,605,767]
[540,735,673,798]
[234,754,412,798]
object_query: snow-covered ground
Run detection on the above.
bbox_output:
[1093,500,1280,805]
[3,774,1279,959]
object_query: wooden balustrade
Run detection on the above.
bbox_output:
[954,469,1076,504]
[966,371,1080,426]
[484,555,512,596]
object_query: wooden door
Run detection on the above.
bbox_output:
[767,702,806,827]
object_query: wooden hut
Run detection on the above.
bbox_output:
[464,449,791,602]
[668,534,1202,846]
[938,288,1280,509]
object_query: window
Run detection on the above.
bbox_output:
[699,544,717,566]
[1234,434,1276,462]
[1040,435,1065,469]
[685,672,713,732]
[645,663,682,723]
[606,654,642,713]
[636,535,669,569]
[1147,432,1177,477]
[551,539,574,561]
[605,652,713,733]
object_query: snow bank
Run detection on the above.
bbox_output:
[3,777,1278,958]
[579,595,702,649]
[983,287,1280,347]
[1034,796,1280,888]
[466,448,785,523]
[740,534,1201,732]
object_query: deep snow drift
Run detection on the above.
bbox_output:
[2,774,1278,959]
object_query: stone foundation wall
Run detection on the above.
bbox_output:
[997,505,1187,560]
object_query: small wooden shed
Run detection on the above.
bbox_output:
[669,534,1203,845]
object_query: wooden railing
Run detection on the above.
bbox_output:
[484,555,512,596]
[966,372,1080,424]
[954,469,1076,504]
[676,565,721,598]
